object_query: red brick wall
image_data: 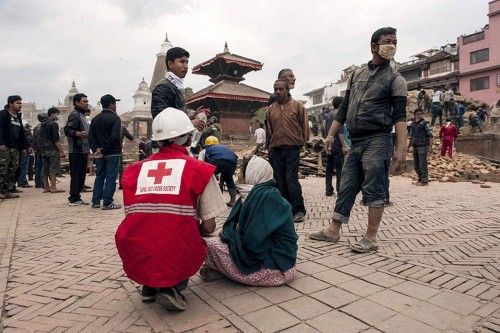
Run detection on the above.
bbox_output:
[220,115,252,137]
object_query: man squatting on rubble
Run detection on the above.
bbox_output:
[115,108,226,311]
[310,27,408,253]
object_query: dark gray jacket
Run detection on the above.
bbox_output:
[64,107,90,154]
[337,62,407,140]
[409,119,432,147]
[151,79,185,119]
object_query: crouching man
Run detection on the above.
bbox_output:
[115,108,226,311]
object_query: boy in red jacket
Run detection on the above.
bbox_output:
[439,118,458,158]
[115,108,226,311]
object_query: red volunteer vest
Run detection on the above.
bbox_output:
[115,144,215,287]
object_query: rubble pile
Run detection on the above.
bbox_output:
[236,137,328,177]
[406,89,487,114]
[403,137,500,184]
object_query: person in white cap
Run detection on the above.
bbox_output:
[115,107,226,311]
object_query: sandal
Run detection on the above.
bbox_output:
[199,265,224,282]
[309,230,340,243]
[350,237,379,253]
[156,288,187,311]
[50,189,65,193]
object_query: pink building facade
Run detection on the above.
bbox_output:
[458,0,500,106]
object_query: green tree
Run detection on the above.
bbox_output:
[252,107,267,125]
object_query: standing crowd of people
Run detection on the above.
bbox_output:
[0,93,130,210]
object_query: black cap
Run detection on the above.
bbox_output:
[100,94,121,108]
[166,47,190,65]
[7,95,22,104]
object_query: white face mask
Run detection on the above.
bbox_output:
[378,44,397,60]
[53,115,59,121]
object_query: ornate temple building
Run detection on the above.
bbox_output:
[130,78,152,138]
[186,43,270,137]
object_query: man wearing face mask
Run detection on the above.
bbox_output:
[39,107,65,193]
[310,27,407,253]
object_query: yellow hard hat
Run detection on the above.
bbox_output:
[204,136,219,146]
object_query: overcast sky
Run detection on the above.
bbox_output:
[0,0,491,113]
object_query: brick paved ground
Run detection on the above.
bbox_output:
[0,175,499,332]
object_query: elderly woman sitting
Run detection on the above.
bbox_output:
[200,155,298,286]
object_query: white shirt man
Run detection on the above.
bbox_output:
[254,127,266,144]
[432,90,444,103]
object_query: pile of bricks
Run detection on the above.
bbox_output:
[404,139,499,185]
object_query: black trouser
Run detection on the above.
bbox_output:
[325,147,344,195]
[118,155,124,188]
[413,145,429,183]
[212,159,236,190]
[431,103,443,126]
[68,153,88,203]
[28,154,34,180]
[271,146,306,215]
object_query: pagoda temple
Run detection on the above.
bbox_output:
[186,42,270,137]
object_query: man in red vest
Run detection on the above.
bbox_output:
[115,108,226,311]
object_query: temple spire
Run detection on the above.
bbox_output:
[71,79,76,88]
[164,33,169,42]
[224,41,229,53]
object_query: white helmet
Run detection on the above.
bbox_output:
[152,107,195,141]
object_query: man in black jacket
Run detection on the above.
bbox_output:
[33,112,48,188]
[39,107,66,193]
[151,47,204,131]
[408,109,432,185]
[310,27,407,253]
[0,96,26,199]
[64,93,90,205]
[88,94,122,210]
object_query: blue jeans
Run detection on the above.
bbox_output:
[92,155,120,206]
[333,135,392,223]
[17,150,29,185]
[34,153,43,187]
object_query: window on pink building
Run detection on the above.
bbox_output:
[497,74,500,87]
[470,49,489,64]
[470,77,489,91]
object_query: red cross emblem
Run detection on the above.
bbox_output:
[147,162,173,184]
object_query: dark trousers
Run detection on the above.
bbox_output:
[325,147,344,195]
[92,155,120,206]
[119,155,124,188]
[431,103,443,126]
[68,153,88,203]
[271,146,306,215]
[28,154,34,180]
[213,159,236,190]
[413,145,429,183]
[34,153,43,187]
[17,150,29,185]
